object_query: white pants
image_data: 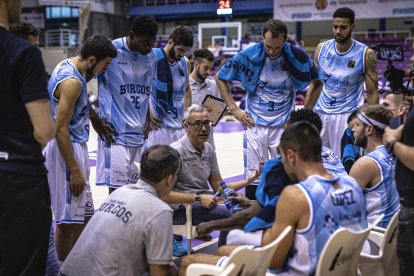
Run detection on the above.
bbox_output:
[227,229,263,246]
[96,140,144,189]
[44,140,94,224]
[318,112,352,159]
[244,125,284,185]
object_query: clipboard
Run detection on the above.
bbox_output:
[201,95,227,126]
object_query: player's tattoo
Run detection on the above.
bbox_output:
[365,49,378,88]
[366,50,377,73]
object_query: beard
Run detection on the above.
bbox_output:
[335,31,352,44]
[354,133,368,148]
[196,69,207,81]
[86,63,97,78]
[169,46,180,61]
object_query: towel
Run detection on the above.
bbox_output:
[244,156,292,232]
[154,48,174,111]
[218,40,320,93]
[340,128,361,173]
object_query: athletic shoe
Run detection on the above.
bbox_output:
[173,238,187,257]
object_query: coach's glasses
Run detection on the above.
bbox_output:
[187,120,212,129]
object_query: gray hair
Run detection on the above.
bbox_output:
[183,104,208,122]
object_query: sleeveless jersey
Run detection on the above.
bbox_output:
[150,48,188,128]
[314,39,367,114]
[279,175,367,276]
[48,58,89,143]
[364,145,400,228]
[98,37,157,147]
[248,55,295,127]
[322,146,347,176]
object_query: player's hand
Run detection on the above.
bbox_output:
[232,108,254,129]
[383,125,404,144]
[228,192,252,208]
[91,117,118,143]
[252,161,264,179]
[196,222,212,235]
[199,194,218,209]
[70,169,86,197]
[150,114,162,130]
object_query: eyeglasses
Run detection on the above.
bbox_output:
[187,120,212,129]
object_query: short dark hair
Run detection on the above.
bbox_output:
[359,105,391,138]
[262,19,288,39]
[280,121,322,162]
[140,145,181,184]
[333,7,355,24]
[80,34,117,63]
[130,15,158,38]
[10,22,40,40]
[347,110,359,124]
[194,48,214,62]
[286,109,323,133]
[169,25,194,47]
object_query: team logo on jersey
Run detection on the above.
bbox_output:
[118,61,128,65]
[347,60,355,68]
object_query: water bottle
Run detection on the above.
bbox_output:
[220,181,243,214]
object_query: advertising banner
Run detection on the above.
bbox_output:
[274,0,414,22]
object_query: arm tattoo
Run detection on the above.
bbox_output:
[365,50,378,88]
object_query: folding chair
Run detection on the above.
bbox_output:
[315,214,384,276]
[359,210,400,276]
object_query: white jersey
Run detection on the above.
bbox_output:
[48,58,89,143]
[150,48,188,129]
[98,37,157,147]
[314,39,367,114]
[247,55,295,127]
[278,175,367,276]
[322,146,347,176]
[364,145,401,228]
[190,76,221,104]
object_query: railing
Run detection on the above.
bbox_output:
[352,30,411,39]
[45,29,80,48]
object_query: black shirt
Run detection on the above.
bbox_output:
[396,107,414,207]
[0,27,49,175]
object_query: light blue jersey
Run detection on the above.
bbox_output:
[247,56,295,127]
[322,146,347,176]
[364,146,400,228]
[98,37,157,147]
[314,39,367,114]
[150,48,188,128]
[279,175,367,275]
[48,58,89,143]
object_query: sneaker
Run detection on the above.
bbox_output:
[173,238,187,257]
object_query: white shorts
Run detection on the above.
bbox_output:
[44,140,94,224]
[96,140,144,189]
[147,127,185,146]
[318,112,352,159]
[226,229,263,246]
[244,125,284,185]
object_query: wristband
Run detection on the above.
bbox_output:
[386,140,398,155]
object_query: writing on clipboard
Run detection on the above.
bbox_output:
[201,95,227,126]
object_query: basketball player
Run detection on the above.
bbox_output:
[313,7,379,158]
[44,35,116,261]
[148,25,193,145]
[96,15,158,193]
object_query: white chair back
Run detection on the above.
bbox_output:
[187,225,292,276]
[359,210,400,276]
[315,215,384,276]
